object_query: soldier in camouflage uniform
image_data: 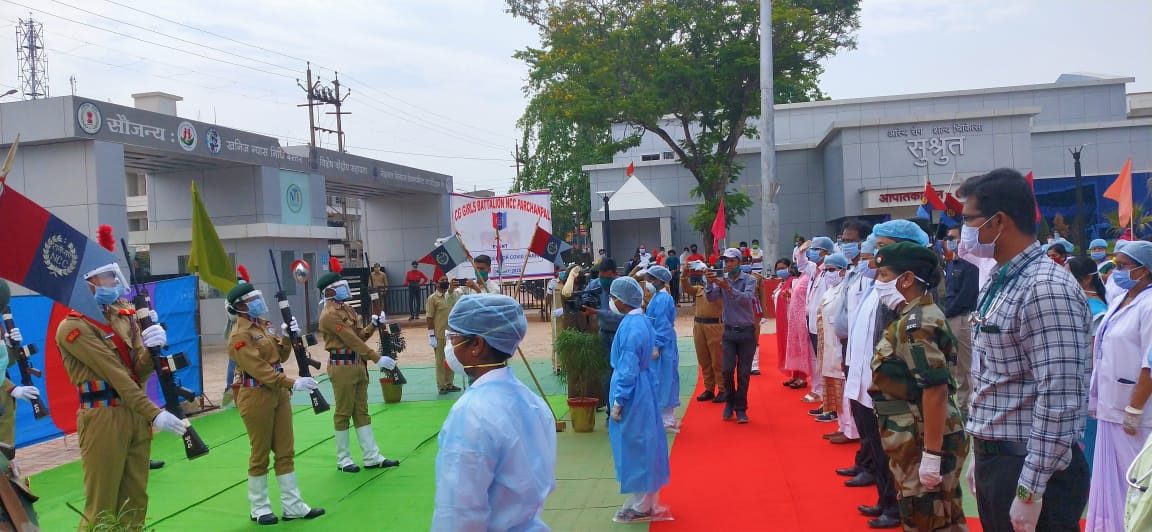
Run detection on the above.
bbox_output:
[869,242,969,531]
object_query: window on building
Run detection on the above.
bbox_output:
[662,151,675,160]
[281,250,297,296]
[127,217,148,231]
[125,173,147,196]
[640,154,660,162]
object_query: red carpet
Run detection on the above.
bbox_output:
[656,334,986,531]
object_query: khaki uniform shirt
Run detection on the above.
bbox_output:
[318,302,380,361]
[228,316,295,389]
[693,285,723,320]
[369,271,389,289]
[55,300,161,420]
[426,290,457,340]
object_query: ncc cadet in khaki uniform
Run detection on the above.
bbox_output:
[316,271,400,473]
[226,282,325,525]
[869,243,968,531]
[368,263,389,315]
[426,276,460,394]
[689,261,726,404]
[54,259,187,530]
[0,280,42,446]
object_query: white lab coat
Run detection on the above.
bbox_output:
[796,251,827,334]
[1091,289,1152,426]
[1104,274,1125,306]
[819,280,847,379]
[845,286,880,407]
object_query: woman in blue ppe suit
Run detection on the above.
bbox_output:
[645,265,681,433]
[432,294,558,531]
[608,276,671,523]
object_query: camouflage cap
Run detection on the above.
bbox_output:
[316,271,341,291]
[875,241,939,271]
[0,279,9,309]
[226,282,257,305]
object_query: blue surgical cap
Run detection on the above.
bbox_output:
[811,237,835,252]
[447,294,528,356]
[1118,241,1152,267]
[1090,238,1108,250]
[823,253,849,270]
[610,276,644,309]
[873,220,930,247]
[647,265,672,283]
[860,235,878,256]
[1116,240,1131,253]
[1052,238,1074,254]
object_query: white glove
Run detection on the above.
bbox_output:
[10,386,39,402]
[141,324,167,348]
[610,402,623,421]
[378,356,397,370]
[378,311,387,324]
[5,327,21,345]
[552,308,564,319]
[150,309,160,324]
[919,452,942,489]
[292,377,319,392]
[371,314,380,327]
[1009,497,1043,532]
[281,317,300,335]
[429,334,438,348]
[152,411,189,436]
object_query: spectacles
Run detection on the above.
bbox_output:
[1117,263,1146,271]
[446,332,474,345]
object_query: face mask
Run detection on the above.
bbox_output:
[752,244,759,250]
[1113,268,1147,290]
[824,271,844,288]
[806,249,822,263]
[946,241,958,252]
[645,281,657,293]
[639,248,646,254]
[477,269,489,282]
[1050,255,1066,265]
[860,263,877,279]
[599,252,606,257]
[775,268,791,279]
[599,277,613,290]
[873,278,906,310]
[740,264,752,273]
[445,341,467,376]
[246,297,268,318]
[609,299,625,315]
[959,219,998,259]
[93,284,125,306]
[728,267,740,278]
[333,284,351,301]
[438,281,450,291]
[1091,251,1106,261]
[840,242,860,261]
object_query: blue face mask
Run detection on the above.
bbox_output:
[805,249,822,263]
[776,268,791,279]
[740,264,752,273]
[93,284,125,306]
[334,284,351,301]
[1113,268,1146,290]
[946,241,958,252]
[860,262,877,279]
[245,297,268,318]
[840,242,860,261]
[1091,251,1106,262]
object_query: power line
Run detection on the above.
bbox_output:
[349,89,510,151]
[341,72,510,139]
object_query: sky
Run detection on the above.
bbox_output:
[1,0,1149,194]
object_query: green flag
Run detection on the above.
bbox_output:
[188,181,235,293]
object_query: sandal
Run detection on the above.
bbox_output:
[788,379,807,389]
[800,392,822,403]
[782,379,798,387]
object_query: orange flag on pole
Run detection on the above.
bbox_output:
[1104,157,1134,228]
[711,197,727,254]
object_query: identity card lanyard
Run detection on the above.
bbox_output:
[973,253,1041,337]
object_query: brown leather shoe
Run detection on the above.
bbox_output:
[828,433,860,444]
[822,431,843,440]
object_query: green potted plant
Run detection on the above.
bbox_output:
[554,328,607,432]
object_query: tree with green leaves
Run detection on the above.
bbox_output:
[507,0,861,247]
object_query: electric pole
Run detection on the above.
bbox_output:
[324,73,351,153]
[296,62,321,148]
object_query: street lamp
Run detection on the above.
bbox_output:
[1,89,17,98]
[1070,145,1085,254]
[597,191,615,259]
[570,210,578,252]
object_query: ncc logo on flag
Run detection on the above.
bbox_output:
[492,212,507,231]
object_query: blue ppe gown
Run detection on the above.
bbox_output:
[432,367,558,531]
[645,290,680,411]
[608,311,670,494]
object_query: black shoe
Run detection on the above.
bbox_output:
[365,458,400,469]
[858,504,883,517]
[867,515,901,529]
[751,369,761,375]
[735,411,749,424]
[446,385,461,392]
[722,404,734,421]
[251,514,279,525]
[338,464,361,473]
[836,466,861,477]
[284,508,325,521]
[845,471,877,487]
[149,460,165,470]
[711,392,728,404]
[808,407,824,416]
[696,390,715,402]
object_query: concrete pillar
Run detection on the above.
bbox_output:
[659,216,672,251]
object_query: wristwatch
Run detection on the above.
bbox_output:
[1015,485,1037,503]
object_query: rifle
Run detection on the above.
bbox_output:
[268,250,330,414]
[120,239,209,460]
[1,306,49,419]
[375,321,407,385]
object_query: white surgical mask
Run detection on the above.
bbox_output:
[645,281,657,293]
[445,341,467,376]
[959,218,999,260]
[823,271,844,288]
[609,299,625,315]
[873,278,906,310]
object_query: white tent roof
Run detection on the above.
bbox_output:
[598,176,666,212]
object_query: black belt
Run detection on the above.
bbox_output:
[694,317,720,324]
[78,388,121,405]
[725,324,754,333]
[972,437,1028,456]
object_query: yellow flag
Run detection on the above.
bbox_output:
[187,181,235,293]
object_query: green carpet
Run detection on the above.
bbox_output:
[28,354,698,531]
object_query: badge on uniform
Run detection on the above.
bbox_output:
[905,308,922,333]
[267,326,276,336]
[254,334,265,341]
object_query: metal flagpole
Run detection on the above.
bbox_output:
[514,214,544,293]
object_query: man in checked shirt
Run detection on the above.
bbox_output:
[957,168,1090,532]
